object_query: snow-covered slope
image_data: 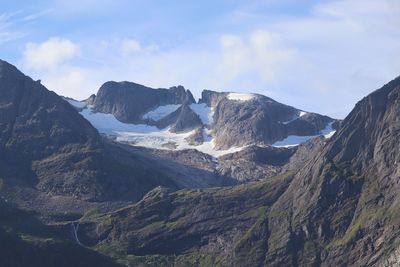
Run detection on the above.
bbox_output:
[189,103,214,125]
[72,102,243,157]
[281,110,308,124]
[273,122,336,147]
[227,93,255,101]
[142,104,181,121]
[66,86,338,158]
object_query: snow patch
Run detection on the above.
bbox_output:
[273,121,336,147]
[66,99,86,109]
[324,131,335,139]
[189,103,214,125]
[116,129,192,149]
[281,110,308,125]
[177,128,243,158]
[80,107,243,157]
[142,104,181,121]
[227,93,255,101]
[116,128,243,158]
[322,122,336,138]
[80,108,159,135]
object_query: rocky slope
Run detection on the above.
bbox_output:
[76,76,400,266]
[92,82,195,123]
[201,90,335,149]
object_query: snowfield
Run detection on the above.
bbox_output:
[74,103,335,157]
[227,93,255,101]
[80,108,159,134]
[79,107,242,157]
[189,103,214,125]
[142,104,181,121]
[273,122,336,147]
[66,99,86,109]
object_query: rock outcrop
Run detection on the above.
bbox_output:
[93,81,195,123]
[205,91,334,149]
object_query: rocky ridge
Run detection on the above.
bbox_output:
[72,80,338,159]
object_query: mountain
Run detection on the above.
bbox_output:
[75,77,400,266]
[200,90,335,149]
[92,81,195,123]
[67,80,337,162]
[0,59,179,203]
[2,58,398,266]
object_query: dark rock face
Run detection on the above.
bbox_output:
[285,112,333,136]
[198,89,227,107]
[0,61,99,158]
[85,94,96,106]
[264,76,400,266]
[93,81,195,123]
[0,60,176,201]
[170,104,203,133]
[80,77,400,266]
[207,92,335,149]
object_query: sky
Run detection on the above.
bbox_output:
[1,0,399,118]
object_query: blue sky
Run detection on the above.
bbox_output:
[1,0,399,118]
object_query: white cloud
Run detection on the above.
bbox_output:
[213,30,294,90]
[21,9,53,22]
[0,13,24,44]
[121,39,141,55]
[16,0,400,118]
[23,37,80,70]
[41,66,99,99]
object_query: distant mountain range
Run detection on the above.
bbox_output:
[1,59,399,266]
[65,80,338,158]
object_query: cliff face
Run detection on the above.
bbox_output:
[93,81,195,123]
[207,93,333,149]
[264,76,400,266]
[79,77,400,266]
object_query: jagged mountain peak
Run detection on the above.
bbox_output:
[73,82,337,157]
[93,80,195,123]
[326,76,400,166]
